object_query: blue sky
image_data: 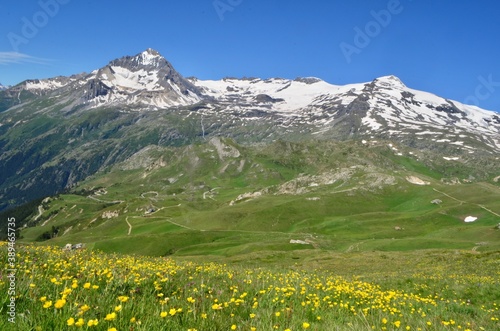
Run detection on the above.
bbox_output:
[1,0,500,112]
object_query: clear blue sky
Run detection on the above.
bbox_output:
[1,0,500,112]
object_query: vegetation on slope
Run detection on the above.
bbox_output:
[1,243,499,330]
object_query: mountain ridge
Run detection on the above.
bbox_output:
[0,48,499,212]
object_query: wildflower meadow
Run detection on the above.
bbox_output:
[1,243,499,330]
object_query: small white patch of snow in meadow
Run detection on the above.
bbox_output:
[464,216,478,223]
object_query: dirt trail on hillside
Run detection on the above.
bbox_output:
[432,188,465,204]
[433,188,500,218]
[125,217,133,235]
[88,195,124,204]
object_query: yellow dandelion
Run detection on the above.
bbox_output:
[130,317,136,323]
[108,328,117,331]
[43,300,52,309]
[303,322,310,329]
[80,304,90,313]
[87,319,99,327]
[169,308,177,316]
[75,318,85,327]
[160,311,168,318]
[54,299,66,309]
[118,296,129,302]
[83,282,91,289]
[231,325,237,330]
[67,317,75,326]
[104,312,117,321]
[114,305,122,312]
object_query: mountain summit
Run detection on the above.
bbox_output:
[83,49,202,108]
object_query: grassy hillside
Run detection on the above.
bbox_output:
[17,139,500,258]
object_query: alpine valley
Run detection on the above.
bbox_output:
[1,49,499,257]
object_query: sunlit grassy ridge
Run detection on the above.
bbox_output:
[1,243,499,330]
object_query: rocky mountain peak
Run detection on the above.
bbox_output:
[373,75,406,89]
[81,49,203,107]
[108,48,167,70]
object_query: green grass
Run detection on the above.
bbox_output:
[1,244,499,330]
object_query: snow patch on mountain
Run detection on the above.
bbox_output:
[195,77,343,112]
[102,66,162,91]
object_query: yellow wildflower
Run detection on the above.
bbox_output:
[118,295,129,302]
[104,312,117,321]
[87,319,98,327]
[54,299,66,309]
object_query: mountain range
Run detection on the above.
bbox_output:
[0,48,499,212]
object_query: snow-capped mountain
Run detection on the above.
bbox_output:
[81,48,202,108]
[189,74,500,153]
[2,48,500,154]
[0,83,9,91]
[1,49,202,111]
